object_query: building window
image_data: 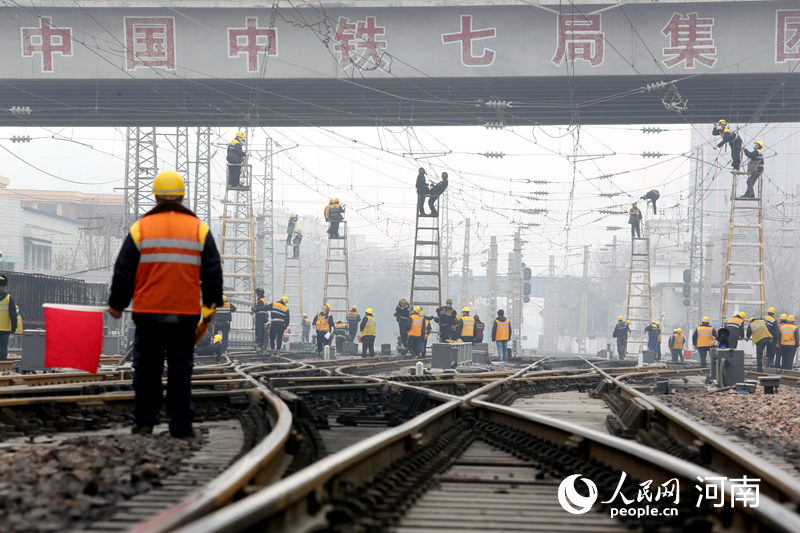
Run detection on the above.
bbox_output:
[24,238,51,270]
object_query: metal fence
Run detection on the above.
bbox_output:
[4,272,106,329]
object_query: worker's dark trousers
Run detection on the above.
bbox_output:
[730,137,743,170]
[670,348,681,363]
[766,340,776,367]
[744,172,761,197]
[348,323,358,342]
[631,222,641,238]
[428,195,441,215]
[269,322,285,350]
[0,331,9,361]
[408,335,423,357]
[616,339,627,359]
[216,323,231,351]
[228,164,241,188]
[778,346,797,370]
[316,331,328,353]
[439,324,452,342]
[697,347,710,368]
[335,336,346,353]
[292,245,300,258]
[361,335,375,357]
[727,335,739,349]
[131,316,196,437]
[254,316,267,348]
[417,193,427,215]
[302,328,310,343]
[397,321,409,350]
[329,220,340,238]
[756,339,771,371]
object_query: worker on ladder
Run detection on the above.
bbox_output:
[740,141,764,199]
[226,131,247,188]
[628,202,642,239]
[291,228,302,258]
[724,311,746,349]
[286,214,298,245]
[712,119,743,171]
[346,305,360,342]
[265,296,290,352]
[640,190,660,215]
[426,172,448,217]
[692,317,716,369]
[328,198,345,238]
[612,316,629,360]
[416,168,430,217]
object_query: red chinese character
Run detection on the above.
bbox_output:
[334,16,387,69]
[661,12,717,69]
[442,15,496,67]
[552,14,604,67]
[20,16,72,73]
[125,17,176,70]
[228,17,277,72]
[777,10,800,63]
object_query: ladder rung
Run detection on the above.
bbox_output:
[729,243,762,247]
[414,256,440,261]
[222,255,255,260]
[222,237,251,242]
[327,247,347,251]
[732,224,762,229]
[327,258,347,262]
[221,218,252,224]
[411,302,440,307]
[724,300,765,305]
[726,261,762,267]
[725,281,763,286]
[626,306,650,310]
[415,241,440,246]
[412,286,440,291]
[413,271,440,276]
[325,284,348,288]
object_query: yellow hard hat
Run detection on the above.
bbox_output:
[462,307,470,313]
[737,311,746,318]
[399,298,408,306]
[329,198,334,203]
[676,328,682,333]
[717,119,727,126]
[631,201,637,206]
[334,197,340,202]
[235,130,245,138]
[617,316,624,321]
[296,227,301,232]
[351,305,357,310]
[790,315,796,322]
[780,313,788,320]
[413,305,421,313]
[302,313,307,317]
[324,303,331,310]
[213,334,222,343]
[625,320,630,325]
[754,140,764,149]
[152,170,185,197]
[281,295,289,303]
[701,316,710,323]
[365,308,373,314]
[768,307,776,314]
[222,295,227,302]
[653,321,659,325]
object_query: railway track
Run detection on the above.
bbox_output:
[3,352,800,531]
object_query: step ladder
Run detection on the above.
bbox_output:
[323,220,350,319]
[625,236,653,355]
[283,242,304,333]
[410,211,442,311]
[720,170,765,320]
[220,163,257,344]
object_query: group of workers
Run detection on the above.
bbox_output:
[324,199,345,238]
[712,119,765,198]
[612,305,798,371]
[307,303,377,357]
[394,298,513,361]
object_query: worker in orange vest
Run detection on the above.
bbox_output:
[668,328,685,363]
[492,310,512,362]
[457,307,475,343]
[407,306,424,357]
[108,170,223,438]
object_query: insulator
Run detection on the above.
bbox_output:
[641,151,665,158]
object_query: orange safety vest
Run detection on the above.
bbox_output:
[696,325,715,347]
[346,310,359,322]
[408,313,423,337]
[779,323,798,347]
[315,312,331,332]
[671,334,685,349]
[461,316,475,337]
[495,319,510,341]
[270,301,289,322]
[131,211,207,315]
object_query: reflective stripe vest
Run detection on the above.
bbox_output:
[302,318,311,330]
[362,315,376,336]
[779,323,798,347]
[0,294,10,332]
[409,314,423,337]
[315,312,331,332]
[495,319,510,341]
[670,334,685,349]
[749,319,772,343]
[334,323,348,338]
[130,211,207,315]
[461,316,475,337]
[270,301,289,323]
[346,311,359,323]
[726,316,744,335]
[254,298,268,318]
[696,325,715,347]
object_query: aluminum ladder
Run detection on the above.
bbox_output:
[625,236,653,355]
[410,210,442,312]
[282,240,304,335]
[323,220,350,320]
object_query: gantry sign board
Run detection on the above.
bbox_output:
[4,3,800,79]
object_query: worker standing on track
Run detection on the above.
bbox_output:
[395,298,411,354]
[301,313,311,343]
[644,320,661,359]
[407,306,424,357]
[724,311,746,349]
[360,308,376,357]
[435,299,457,342]
[473,314,485,344]
[668,328,685,363]
[226,131,246,188]
[265,296,290,352]
[312,303,334,354]
[692,317,716,369]
[346,305,361,342]
[741,141,764,198]
[214,295,235,352]
[334,320,349,354]
[746,315,772,372]
[458,307,475,343]
[712,119,743,171]
[251,288,268,351]
[612,316,629,360]
[629,202,642,239]
[0,275,18,362]
[492,310,512,362]
[777,315,798,370]
[764,307,779,367]
[107,170,223,438]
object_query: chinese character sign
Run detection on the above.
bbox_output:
[125,17,176,70]
[334,16,387,70]
[441,15,496,67]
[777,10,800,63]
[228,17,278,73]
[20,16,72,73]
[661,12,717,69]
[552,14,604,67]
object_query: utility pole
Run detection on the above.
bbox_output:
[704,242,714,319]
[488,236,498,319]
[688,146,705,328]
[543,254,557,352]
[509,229,523,354]
[460,218,471,306]
[578,245,589,354]
[441,193,450,299]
